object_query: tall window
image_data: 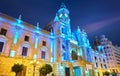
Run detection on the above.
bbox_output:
[62,27,67,34]
[42,41,46,46]
[22,47,28,56]
[103,59,105,63]
[104,64,107,69]
[0,28,7,36]
[41,51,45,59]
[65,68,70,76]
[96,63,98,67]
[100,49,103,53]
[0,42,4,52]
[101,64,103,68]
[24,35,29,41]
[71,50,78,60]
[62,45,66,60]
[95,56,97,61]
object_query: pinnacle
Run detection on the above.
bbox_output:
[60,3,66,8]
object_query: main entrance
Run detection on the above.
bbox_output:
[74,67,82,76]
[65,67,70,76]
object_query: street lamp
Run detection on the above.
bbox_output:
[30,60,39,76]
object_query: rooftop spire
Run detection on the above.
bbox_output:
[18,14,22,20]
[37,22,39,27]
[94,36,101,46]
[54,13,59,22]
[77,26,81,32]
[36,22,40,30]
[60,3,66,8]
[77,26,80,30]
[17,14,22,24]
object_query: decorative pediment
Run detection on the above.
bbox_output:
[0,35,8,42]
[40,46,48,51]
[21,41,31,47]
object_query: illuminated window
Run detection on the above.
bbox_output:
[24,35,29,41]
[59,14,62,17]
[0,42,4,52]
[0,28,7,36]
[42,41,46,46]
[41,51,45,59]
[22,47,28,56]
[33,54,37,59]
[10,50,16,57]
[65,14,68,17]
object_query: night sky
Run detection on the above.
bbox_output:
[0,0,120,46]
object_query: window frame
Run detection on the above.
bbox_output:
[0,28,7,36]
[22,46,28,56]
[24,35,29,42]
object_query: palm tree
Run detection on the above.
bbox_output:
[12,64,24,76]
[39,64,52,76]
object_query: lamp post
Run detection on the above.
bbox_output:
[30,60,39,76]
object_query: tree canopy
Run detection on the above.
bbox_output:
[39,64,52,76]
[103,71,110,76]
[12,64,24,76]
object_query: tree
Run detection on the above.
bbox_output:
[103,71,110,76]
[39,64,52,76]
[111,71,117,76]
[12,64,24,76]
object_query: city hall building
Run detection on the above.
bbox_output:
[0,4,102,76]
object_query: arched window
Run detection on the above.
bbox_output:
[20,41,31,57]
[0,35,8,54]
[38,46,48,60]
[71,50,78,60]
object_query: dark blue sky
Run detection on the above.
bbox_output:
[0,0,120,46]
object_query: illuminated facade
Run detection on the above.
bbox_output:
[0,4,95,76]
[100,35,120,73]
[91,36,108,76]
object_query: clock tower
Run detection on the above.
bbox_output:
[53,3,71,62]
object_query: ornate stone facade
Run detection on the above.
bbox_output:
[0,4,107,76]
